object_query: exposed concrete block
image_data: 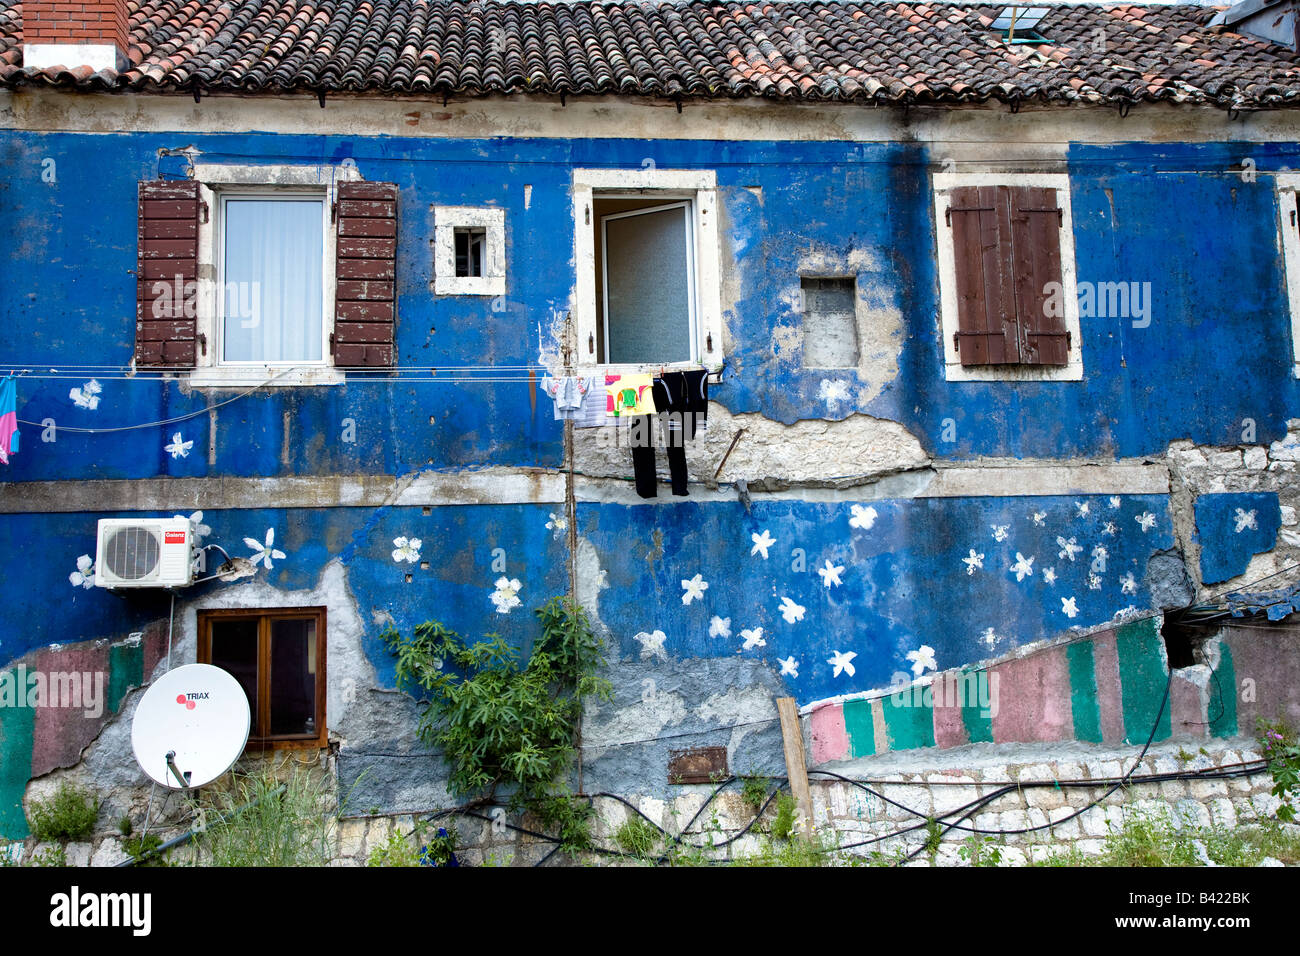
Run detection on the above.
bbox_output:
[1244,447,1268,470]
[90,838,128,867]
[336,818,367,858]
[64,842,92,867]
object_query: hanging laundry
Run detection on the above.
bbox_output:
[0,375,19,466]
[629,370,711,499]
[540,375,605,425]
[572,377,609,428]
[604,373,657,417]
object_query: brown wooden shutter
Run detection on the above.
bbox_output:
[1009,185,1069,366]
[136,180,201,367]
[948,186,1020,365]
[334,182,397,367]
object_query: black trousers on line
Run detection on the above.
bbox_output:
[631,416,688,498]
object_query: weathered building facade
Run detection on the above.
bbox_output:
[2,0,1300,860]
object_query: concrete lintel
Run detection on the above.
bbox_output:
[923,461,1169,498]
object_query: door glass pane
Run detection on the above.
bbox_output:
[603,204,692,364]
[209,619,258,725]
[269,618,317,737]
[222,198,324,363]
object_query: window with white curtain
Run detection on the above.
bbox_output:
[219,193,326,365]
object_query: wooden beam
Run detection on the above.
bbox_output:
[776,696,815,841]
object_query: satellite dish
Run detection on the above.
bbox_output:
[131,663,251,789]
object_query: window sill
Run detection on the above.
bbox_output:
[943,360,1083,383]
[576,361,725,376]
[187,366,346,388]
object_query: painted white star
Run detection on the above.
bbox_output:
[906,645,937,676]
[69,554,95,589]
[490,577,523,614]
[1102,522,1117,536]
[708,616,731,639]
[1075,500,1090,517]
[828,650,857,678]
[980,627,1001,650]
[1057,536,1082,562]
[1109,496,1122,509]
[1120,572,1138,595]
[962,549,984,575]
[778,656,800,678]
[244,528,287,570]
[165,431,193,459]
[777,597,806,623]
[391,536,422,563]
[751,529,776,559]
[1032,511,1047,526]
[681,573,709,605]
[634,629,668,662]
[817,560,845,588]
[1044,567,1057,585]
[991,524,1010,542]
[849,505,878,530]
[1234,508,1258,533]
[1136,512,1157,532]
[1010,552,1035,582]
[1061,596,1079,618]
[740,627,766,650]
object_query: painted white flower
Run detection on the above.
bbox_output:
[980,627,1001,650]
[1102,522,1117,536]
[1010,552,1035,582]
[778,656,800,678]
[1088,573,1102,591]
[490,576,523,614]
[750,529,776,559]
[1109,496,1122,509]
[1075,500,1090,517]
[708,616,732,639]
[777,596,806,624]
[681,573,709,605]
[906,645,937,677]
[1057,536,1082,562]
[1136,512,1157,532]
[634,629,668,662]
[165,431,193,459]
[740,627,767,650]
[69,379,102,410]
[962,549,984,575]
[173,510,211,540]
[828,650,857,678]
[849,505,878,530]
[545,512,568,536]
[392,536,422,563]
[1032,511,1047,526]
[1061,596,1079,618]
[818,378,852,410]
[69,554,95,589]
[1044,567,1057,585]
[1234,508,1258,533]
[1120,572,1138,595]
[817,559,845,588]
[244,528,286,570]
[991,524,1010,542]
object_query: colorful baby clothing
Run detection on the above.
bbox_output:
[572,379,609,428]
[541,376,599,421]
[605,373,657,417]
[0,376,19,465]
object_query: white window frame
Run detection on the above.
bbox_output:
[433,205,506,296]
[1275,173,1300,378]
[932,172,1083,382]
[572,168,723,372]
[188,163,360,387]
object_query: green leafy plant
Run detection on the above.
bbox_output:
[382,597,611,842]
[367,825,423,867]
[117,815,133,837]
[123,833,169,866]
[615,816,661,859]
[958,834,1004,867]
[770,791,798,841]
[922,817,944,861]
[1258,718,1300,823]
[190,769,334,867]
[27,782,100,842]
[739,775,772,814]
[30,844,67,867]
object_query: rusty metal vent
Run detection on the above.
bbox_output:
[668,746,728,784]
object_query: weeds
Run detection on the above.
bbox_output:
[27,782,100,842]
[614,816,660,859]
[190,768,335,867]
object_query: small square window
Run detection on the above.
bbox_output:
[433,206,505,296]
[199,607,327,751]
[800,277,860,367]
[455,227,486,278]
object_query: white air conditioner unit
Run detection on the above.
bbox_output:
[94,518,195,589]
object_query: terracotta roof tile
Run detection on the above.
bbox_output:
[0,1,1297,110]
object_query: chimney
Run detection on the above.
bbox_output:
[22,0,130,73]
